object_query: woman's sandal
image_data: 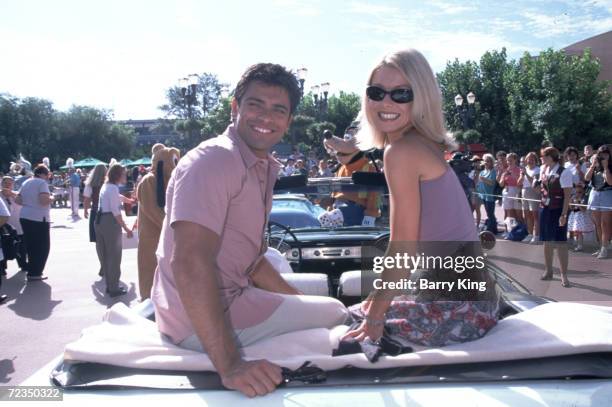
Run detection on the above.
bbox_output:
[561,280,571,288]
[540,272,553,281]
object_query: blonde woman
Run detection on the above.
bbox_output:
[83,163,107,243]
[344,49,499,347]
[499,152,524,230]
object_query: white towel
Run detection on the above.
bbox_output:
[64,302,612,372]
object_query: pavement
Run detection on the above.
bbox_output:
[1,206,611,386]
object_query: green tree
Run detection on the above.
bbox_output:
[507,48,612,152]
[287,114,316,146]
[159,73,228,119]
[0,94,22,165]
[202,96,232,138]
[326,91,361,136]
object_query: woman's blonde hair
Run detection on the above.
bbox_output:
[525,151,539,165]
[357,48,456,150]
[86,163,107,188]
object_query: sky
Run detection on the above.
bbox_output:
[1,0,611,120]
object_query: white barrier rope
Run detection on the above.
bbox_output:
[473,191,612,211]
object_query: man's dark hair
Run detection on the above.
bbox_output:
[543,147,560,162]
[234,63,301,114]
[541,140,553,149]
[564,146,578,157]
[34,164,49,177]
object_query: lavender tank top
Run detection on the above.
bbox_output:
[419,167,478,242]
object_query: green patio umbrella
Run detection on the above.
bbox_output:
[119,159,135,166]
[130,157,152,166]
[60,157,105,170]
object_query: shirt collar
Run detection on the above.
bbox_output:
[224,124,280,171]
[545,163,560,177]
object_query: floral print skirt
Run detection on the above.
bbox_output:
[350,297,500,347]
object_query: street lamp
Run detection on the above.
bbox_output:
[454,91,476,130]
[312,82,330,118]
[296,67,308,97]
[179,73,199,139]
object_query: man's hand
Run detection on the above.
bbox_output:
[221,359,283,398]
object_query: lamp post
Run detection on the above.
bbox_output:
[312,82,330,119]
[454,91,476,130]
[296,67,308,98]
[179,74,199,140]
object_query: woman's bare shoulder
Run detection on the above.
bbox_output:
[384,136,441,170]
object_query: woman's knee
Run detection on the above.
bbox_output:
[317,297,349,326]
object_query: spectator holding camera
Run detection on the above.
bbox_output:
[585,145,612,259]
[476,154,498,234]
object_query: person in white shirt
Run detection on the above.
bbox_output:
[16,164,53,281]
[517,152,541,244]
[563,146,584,187]
[94,164,133,297]
[1,176,27,274]
[0,196,9,303]
[282,158,296,176]
[539,147,573,287]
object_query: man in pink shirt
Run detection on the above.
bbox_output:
[151,63,347,398]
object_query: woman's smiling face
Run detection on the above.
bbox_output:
[366,65,413,137]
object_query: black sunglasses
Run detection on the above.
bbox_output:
[366,86,414,103]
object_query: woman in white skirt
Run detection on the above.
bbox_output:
[518,152,541,244]
[568,184,595,251]
[499,152,523,234]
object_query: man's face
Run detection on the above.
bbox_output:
[584,145,593,156]
[232,81,292,158]
[2,178,13,191]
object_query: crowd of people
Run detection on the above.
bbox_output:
[466,144,612,257]
[0,159,144,303]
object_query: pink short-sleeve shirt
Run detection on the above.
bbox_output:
[151,125,283,344]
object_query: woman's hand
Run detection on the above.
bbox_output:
[126,229,134,239]
[342,318,384,343]
[559,214,567,227]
